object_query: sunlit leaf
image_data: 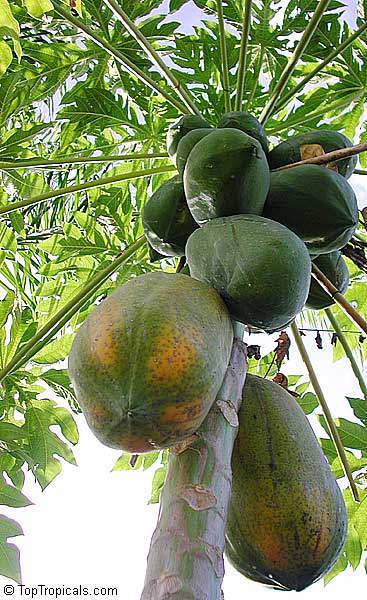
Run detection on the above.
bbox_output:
[0,515,23,583]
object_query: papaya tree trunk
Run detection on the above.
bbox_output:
[141,335,247,600]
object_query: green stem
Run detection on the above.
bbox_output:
[355,169,367,175]
[259,0,332,125]
[266,92,364,135]
[102,0,200,115]
[273,21,367,113]
[0,165,176,216]
[325,308,367,401]
[216,0,231,112]
[0,152,168,170]
[291,322,360,502]
[312,263,367,337]
[52,2,188,114]
[244,44,265,111]
[0,237,146,381]
[235,0,253,111]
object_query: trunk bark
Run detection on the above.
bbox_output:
[141,335,247,600]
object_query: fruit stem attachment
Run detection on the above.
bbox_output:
[325,308,367,401]
[0,237,146,381]
[235,0,253,111]
[311,264,367,337]
[259,0,332,125]
[291,322,360,502]
[216,0,232,112]
[102,0,201,116]
[52,2,189,114]
[0,165,176,216]
[0,152,169,171]
[271,141,367,172]
[141,338,248,600]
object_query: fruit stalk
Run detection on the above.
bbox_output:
[0,152,169,170]
[291,322,360,502]
[102,0,200,115]
[216,0,231,112]
[0,237,146,381]
[311,263,367,336]
[235,0,253,111]
[141,337,247,600]
[52,2,189,114]
[0,166,176,216]
[259,0,332,124]
[273,20,367,113]
[271,141,367,172]
[325,308,367,401]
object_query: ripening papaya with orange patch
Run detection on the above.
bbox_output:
[225,375,347,592]
[68,272,233,453]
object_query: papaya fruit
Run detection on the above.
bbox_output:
[142,175,198,257]
[218,111,269,154]
[263,164,358,255]
[68,272,233,453]
[307,251,350,310]
[225,374,347,591]
[268,129,357,178]
[147,240,166,263]
[166,114,211,166]
[176,128,213,175]
[186,214,311,331]
[184,128,270,225]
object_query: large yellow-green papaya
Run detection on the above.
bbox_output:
[68,272,233,453]
[226,375,347,591]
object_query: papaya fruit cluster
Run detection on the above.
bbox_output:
[141,112,353,589]
[68,111,352,593]
[143,112,358,323]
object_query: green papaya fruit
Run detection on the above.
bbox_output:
[218,111,269,154]
[263,164,358,255]
[186,214,311,331]
[268,129,357,178]
[176,128,213,175]
[147,240,166,262]
[226,374,347,591]
[184,128,270,225]
[307,251,350,310]
[142,175,198,257]
[166,114,211,165]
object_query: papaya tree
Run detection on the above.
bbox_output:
[0,0,367,595]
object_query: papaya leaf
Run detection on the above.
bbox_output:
[0,422,25,444]
[347,397,367,425]
[0,515,23,583]
[32,334,75,364]
[324,552,348,585]
[40,369,80,413]
[344,524,362,570]
[23,0,53,19]
[318,414,367,451]
[148,466,167,505]
[24,399,77,489]
[112,453,143,471]
[351,495,367,550]
[0,476,32,508]
[296,391,319,415]
[331,451,367,479]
